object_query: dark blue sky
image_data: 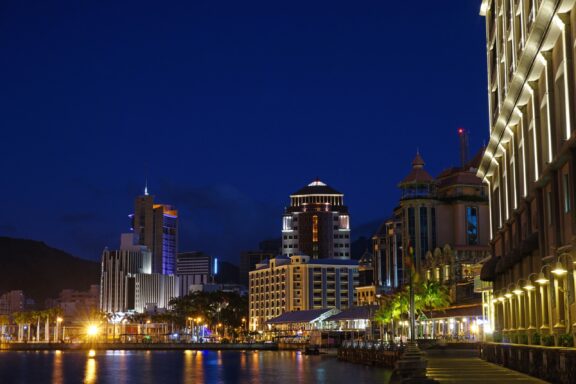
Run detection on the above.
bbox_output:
[0,0,488,263]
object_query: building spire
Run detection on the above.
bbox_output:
[144,178,149,196]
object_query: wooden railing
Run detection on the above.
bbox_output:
[480,342,576,383]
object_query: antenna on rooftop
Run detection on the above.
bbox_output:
[458,128,469,168]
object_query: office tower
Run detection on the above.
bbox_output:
[282,180,351,259]
[132,189,178,274]
[176,251,215,295]
[99,244,152,313]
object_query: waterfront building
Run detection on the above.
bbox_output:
[374,151,491,305]
[99,243,152,313]
[478,0,576,346]
[282,180,351,259]
[176,251,216,296]
[100,234,179,314]
[132,188,178,274]
[248,254,358,331]
[128,273,179,313]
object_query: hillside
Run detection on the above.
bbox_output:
[0,237,100,306]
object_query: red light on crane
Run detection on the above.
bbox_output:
[458,128,464,135]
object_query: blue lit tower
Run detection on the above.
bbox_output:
[132,187,178,275]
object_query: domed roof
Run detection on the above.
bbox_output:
[399,152,434,185]
[291,179,342,196]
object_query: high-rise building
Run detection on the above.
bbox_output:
[132,189,178,275]
[99,244,152,313]
[372,218,403,290]
[100,234,180,314]
[176,252,215,295]
[239,250,276,287]
[282,180,351,259]
[128,273,179,313]
[248,254,358,331]
[478,0,576,346]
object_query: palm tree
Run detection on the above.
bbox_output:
[416,280,451,312]
[12,312,26,341]
[414,280,450,339]
[0,314,10,342]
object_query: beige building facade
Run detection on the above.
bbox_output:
[479,0,576,346]
[248,255,358,331]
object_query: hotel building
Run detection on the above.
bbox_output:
[479,0,576,346]
[248,255,358,331]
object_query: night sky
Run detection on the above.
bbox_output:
[0,1,488,263]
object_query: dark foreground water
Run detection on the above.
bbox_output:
[0,350,392,384]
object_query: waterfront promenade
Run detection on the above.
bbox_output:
[426,349,547,383]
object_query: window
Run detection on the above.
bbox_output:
[563,173,571,213]
[547,190,553,225]
[419,207,428,255]
[466,207,479,245]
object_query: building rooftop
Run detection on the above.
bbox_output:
[325,305,378,321]
[399,152,435,185]
[308,258,358,266]
[265,308,338,324]
[291,179,342,196]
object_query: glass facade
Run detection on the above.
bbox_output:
[466,206,478,245]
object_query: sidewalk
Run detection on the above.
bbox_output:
[425,349,548,383]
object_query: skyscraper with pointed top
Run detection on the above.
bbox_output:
[132,185,178,274]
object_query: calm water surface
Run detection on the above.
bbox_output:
[0,350,392,384]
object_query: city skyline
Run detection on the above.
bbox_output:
[0,1,488,263]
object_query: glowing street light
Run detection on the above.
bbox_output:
[87,324,99,337]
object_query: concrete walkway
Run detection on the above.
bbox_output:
[425,349,548,383]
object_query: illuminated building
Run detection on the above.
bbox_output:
[132,187,178,274]
[282,180,351,259]
[176,251,216,295]
[478,0,576,346]
[374,151,491,297]
[99,243,152,313]
[372,218,404,290]
[128,273,179,313]
[100,234,180,314]
[248,255,358,331]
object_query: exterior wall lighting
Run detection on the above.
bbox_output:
[551,261,567,276]
[535,272,549,285]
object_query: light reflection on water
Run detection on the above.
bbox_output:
[84,356,97,384]
[52,350,63,384]
[0,350,392,384]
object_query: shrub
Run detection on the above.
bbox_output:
[541,334,555,346]
[558,334,573,347]
[518,333,528,345]
[531,332,540,345]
